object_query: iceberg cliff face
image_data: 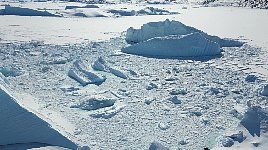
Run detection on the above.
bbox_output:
[123,33,221,57]
[0,74,77,149]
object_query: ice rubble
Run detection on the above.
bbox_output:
[123,19,243,57]
[1,5,60,17]
[0,73,77,149]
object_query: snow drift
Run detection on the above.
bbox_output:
[0,74,77,149]
[2,5,60,17]
[123,19,243,57]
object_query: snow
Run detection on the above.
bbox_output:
[0,74,77,149]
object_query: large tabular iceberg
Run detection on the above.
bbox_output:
[123,19,243,57]
[0,73,77,149]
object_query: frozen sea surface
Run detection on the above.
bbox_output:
[1,2,268,150]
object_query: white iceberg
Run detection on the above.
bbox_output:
[125,19,243,47]
[123,33,221,57]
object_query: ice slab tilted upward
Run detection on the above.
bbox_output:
[0,74,77,149]
[68,60,106,86]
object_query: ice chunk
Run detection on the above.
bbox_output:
[168,95,182,104]
[123,33,221,57]
[92,57,128,79]
[221,137,234,147]
[0,66,24,77]
[245,74,258,82]
[149,142,169,150]
[68,60,106,86]
[146,83,158,90]
[71,95,125,118]
[158,122,170,130]
[261,84,268,96]
[71,95,116,111]
[109,67,128,79]
[169,88,187,95]
[227,131,245,143]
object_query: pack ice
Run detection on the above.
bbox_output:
[123,19,243,57]
[0,73,77,149]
